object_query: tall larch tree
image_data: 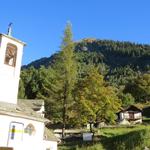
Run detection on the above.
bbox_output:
[34,23,77,129]
[59,22,77,138]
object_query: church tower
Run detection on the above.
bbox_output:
[0,24,26,104]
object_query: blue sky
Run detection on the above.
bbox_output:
[1,0,150,65]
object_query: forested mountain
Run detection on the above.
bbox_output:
[23,38,150,86]
[20,38,150,127]
[23,38,150,70]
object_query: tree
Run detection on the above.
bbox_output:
[37,66,64,122]
[72,67,121,126]
[124,73,150,102]
[18,67,38,99]
[24,67,39,99]
[119,93,135,107]
[34,23,77,131]
[59,22,77,138]
[18,77,25,99]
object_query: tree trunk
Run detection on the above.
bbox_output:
[62,85,67,140]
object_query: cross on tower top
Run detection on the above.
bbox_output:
[7,23,13,36]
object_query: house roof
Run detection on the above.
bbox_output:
[119,105,142,113]
[0,100,49,123]
[18,99,44,111]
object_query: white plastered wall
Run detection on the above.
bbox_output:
[0,35,24,104]
[0,114,45,150]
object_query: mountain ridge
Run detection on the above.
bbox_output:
[23,38,150,71]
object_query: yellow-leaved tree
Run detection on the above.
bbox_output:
[70,66,121,127]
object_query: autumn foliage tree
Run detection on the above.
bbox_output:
[71,67,121,126]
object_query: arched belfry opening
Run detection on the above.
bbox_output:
[4,43,17,67]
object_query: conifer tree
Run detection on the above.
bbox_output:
[57,22,77,138]
[32,23,77,131]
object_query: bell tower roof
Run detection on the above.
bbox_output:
[0,33,26,46]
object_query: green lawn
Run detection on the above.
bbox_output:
[58,125,150,150]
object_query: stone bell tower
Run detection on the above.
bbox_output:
[0,24,26,104]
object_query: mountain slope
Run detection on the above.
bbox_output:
[23,38,150,71]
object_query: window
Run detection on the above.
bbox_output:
[4,43,17,67]
[8,122,24,145]
[24,124,36,136]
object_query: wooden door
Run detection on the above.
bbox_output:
[0,147,13,150]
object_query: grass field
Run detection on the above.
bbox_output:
[58,125,150,150]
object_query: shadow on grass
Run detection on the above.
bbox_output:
[59,135,102,150]
[59,128,150,150]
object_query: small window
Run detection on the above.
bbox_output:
[24,124,36,136]
[4,43,17,67]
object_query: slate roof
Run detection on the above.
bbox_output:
[0,100,48,123]
[0,33,26,45]
[18,99,44,111]
[0,100,58,141]
[118,105,142,113]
